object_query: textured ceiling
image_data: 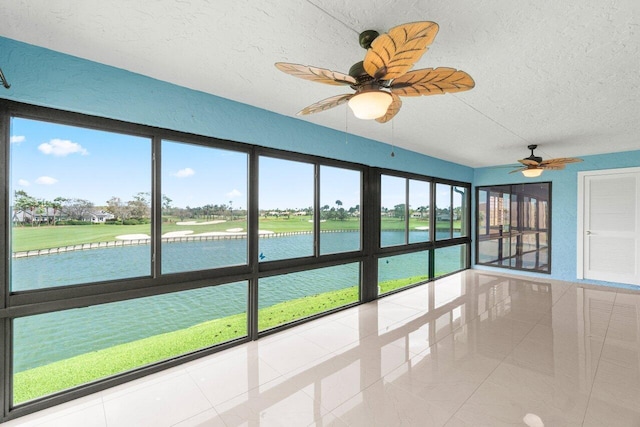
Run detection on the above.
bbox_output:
[0,0,638,167]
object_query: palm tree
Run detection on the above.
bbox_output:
[162,194,173,216]
[37,199,51,226]
[14,190,37,226]
[51,197,66,225]
[335,200,346,220]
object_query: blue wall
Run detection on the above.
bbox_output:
[0,36,472,182]
[474,151,640,289]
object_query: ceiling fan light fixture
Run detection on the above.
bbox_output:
[522,168,543,178]
[348,90,393,120]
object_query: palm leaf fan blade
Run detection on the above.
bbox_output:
[363,21,439,80]
[391,68,475,97]
[376,93,402,123]
[509,167,529,174]
[541,164,566,171]
[540,158,583,167]
[297,94,353,116]
[275,62,356,86]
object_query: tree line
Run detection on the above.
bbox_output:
[12,190,455,227]
[11,190,240,225]
[12,190,159,226]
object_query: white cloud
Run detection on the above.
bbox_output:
[226,189,242,198]
[17,179,30,186]
[38,139,88,156]
[35,176,58,185]
[10,135,25,144]
[173,167,195,178]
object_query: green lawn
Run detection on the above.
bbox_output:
[379,275,429,294]
[13,276,427,404]
[11,216,459,252]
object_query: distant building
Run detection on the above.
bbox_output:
[12,207,60,224]
[90,210,115,223]
[12,208,115,224]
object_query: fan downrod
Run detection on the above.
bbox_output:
[526,145,542,163]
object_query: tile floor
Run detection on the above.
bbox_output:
[4,270,640,426]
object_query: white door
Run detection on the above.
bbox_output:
[578,168,640,285]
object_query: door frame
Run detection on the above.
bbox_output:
[577,166,640,280]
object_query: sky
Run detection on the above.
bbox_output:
[10,117,363,210]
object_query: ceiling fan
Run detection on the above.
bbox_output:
[511,145,583,177]
[275,21,475,122]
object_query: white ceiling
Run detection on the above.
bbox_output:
[1,0,638,167]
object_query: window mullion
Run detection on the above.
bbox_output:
[151,137,162,278]
[248,149,259,340]
[449,186,454,238]
[1,108,8,310]
[404,178,409,244]
[361,169,379,303]
[314,164,320,257]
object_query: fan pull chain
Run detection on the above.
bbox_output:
[344,105,349,145]
[390,119,396,157]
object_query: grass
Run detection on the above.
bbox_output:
[258,286,358,331]
[13,276,427,404]
[379,275,429,294]
[11,216,458,253]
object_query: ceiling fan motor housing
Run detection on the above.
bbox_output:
[348,61,380,88]
[358,30,379,49]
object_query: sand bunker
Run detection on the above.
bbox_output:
[117,228,273,240]
[163,230,194,237]
[415,226,429,230]
[176,220,227,226]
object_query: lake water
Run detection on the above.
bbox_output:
[12,231,465,371]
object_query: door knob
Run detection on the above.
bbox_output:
[586,231,592,235]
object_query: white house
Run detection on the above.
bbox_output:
[90,210,115,223]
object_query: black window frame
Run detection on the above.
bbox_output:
[475,182,552,273]
[0,99,471,423]
[376,169,472,293]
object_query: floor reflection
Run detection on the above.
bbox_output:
[6,270,640,427]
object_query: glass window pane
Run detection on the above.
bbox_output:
[477,187,510,267]
[10,118,151,291]
[320,166,361,255]
[435,244,467,277]
[378,251,429,295]
[161,140,248,274]
[13,281,248,404]
[381,175,406,247]
[259,157,314,262]
[453,186,467,237]
[408,179,430,244]
[478,189,488,237]
[435,183,452,240]
[258,263,360,331]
